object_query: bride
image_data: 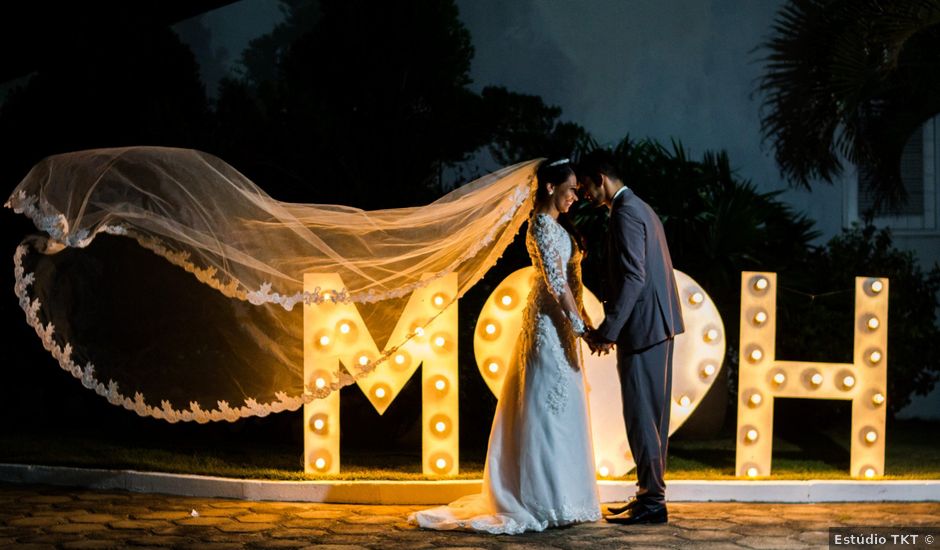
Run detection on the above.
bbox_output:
[409,158,601,534]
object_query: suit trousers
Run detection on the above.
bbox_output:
[616,337,673,508]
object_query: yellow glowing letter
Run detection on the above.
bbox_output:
[736,272,888,478]
[303,273,459,476]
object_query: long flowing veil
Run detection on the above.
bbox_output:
[6,147,538,422]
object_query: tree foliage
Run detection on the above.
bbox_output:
[757,0,940,210]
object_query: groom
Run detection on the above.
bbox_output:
[576,150,684,525]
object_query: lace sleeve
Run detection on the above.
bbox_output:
[530,215,567,299]
[528,215,586,336]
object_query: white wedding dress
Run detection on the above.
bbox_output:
[409,213,601,534]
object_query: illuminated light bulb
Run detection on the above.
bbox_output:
[485,323,497,335]
[313,418,325,431]
[501,294,513,306]
[749,348,763,362]
[319,335,331,346]
[358,355,369,367]
[689,292,704,305]
[842,375,856,388]
[678,395,691,407]
[867,316,880,330]
[314,457,327,470]
[314,377,327,390]
[339,323,351,334]
[865,430,878,443]
[598,466,610,477]
[435,458,447,470]
[750,393,763,406]
[810,373,823,386]
[773,372,786,385]
[374,387,387,399]
[434,379,446,391]
[753,311,768,325]
[872,393,885,405]
[415,327,425,337]
[745,429,759,442]
[704,328,719,342]
[869,350,882,364]
[434,336,446,348]
[702,363,716,377]
[432,294,446,307]
[394,354,406,365]
[747,467,759,478]
[754,277,769,291]
[435,421,446,433]
[870,280,883,294]
[487,362,500,374]
[322,292,332,302]
[864,468,876,479]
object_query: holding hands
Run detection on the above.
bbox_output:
[583,329,614,356]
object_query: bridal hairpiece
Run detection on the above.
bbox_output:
[547,158,570,167]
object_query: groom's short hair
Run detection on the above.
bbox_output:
[575,149,620,184]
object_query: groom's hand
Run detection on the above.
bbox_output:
[589,331,614,356]
[583,329,599,353]
[583,329,613,356]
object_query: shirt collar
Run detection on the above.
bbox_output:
[609,186,628,211]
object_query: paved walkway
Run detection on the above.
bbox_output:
[0,483,937,549]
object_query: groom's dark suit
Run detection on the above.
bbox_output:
[596,187,684,508]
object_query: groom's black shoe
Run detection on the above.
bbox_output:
[604,503,668,525]
[604,499,638,516]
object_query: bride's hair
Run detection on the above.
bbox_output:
[535,159,585,253]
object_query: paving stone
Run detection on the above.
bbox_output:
[251,540,314,549]
[67,513,123,523]
[131,511,193,520]
[729,524,803,537]
[174,516,232,526]
[737,535,810,549]
[268,527,330,538]
[8,516,67,527]
[328,522,394,534]
[46,523,109,534]
[298,546,368,550]
[127,535,192,546]
[61,541,123,549]
[209,500,257,509]
[796,530,830,545]
[236,513,284,523]
[181,507,235,517]
[3,544,58,550]
[20,534,84,544]
[340,514,402,524]
[280,518,335,528]
[292,509,348,520]
[675,528,743,541]
[181,544,244,550]
[673,518,739,530]
[216,522,279,533]
[109,519,171,530]
[1,484,938,549]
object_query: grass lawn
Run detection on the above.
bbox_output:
[0,419,937,481]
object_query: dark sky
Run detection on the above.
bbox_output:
[173,0,848,244]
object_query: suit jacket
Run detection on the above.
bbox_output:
[597,188,685,351]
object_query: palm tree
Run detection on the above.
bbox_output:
[757,0,940,211]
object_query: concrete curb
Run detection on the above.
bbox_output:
[1,463,937,504]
